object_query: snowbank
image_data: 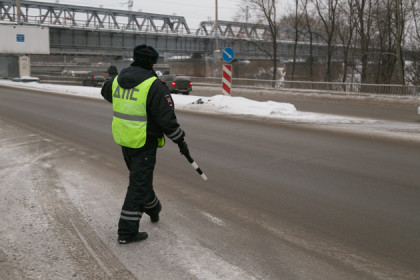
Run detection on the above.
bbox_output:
[0,79,374,124]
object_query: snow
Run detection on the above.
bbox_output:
[1,79,419,142]
[176,94,375,124]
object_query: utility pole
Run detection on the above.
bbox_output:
[215,0,219,52]
[16,0,21,24]
[213,0,220,61]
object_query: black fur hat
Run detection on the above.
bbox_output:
[133,44,159,65]
[107,65,118,76]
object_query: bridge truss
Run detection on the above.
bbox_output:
[0,0,191,34]
[196,20,323,43]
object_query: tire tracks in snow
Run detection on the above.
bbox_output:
[0,122,135,279]
[31,149,136,280]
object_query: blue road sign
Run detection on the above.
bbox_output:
[222,48,234,63]
[16,34,25,42]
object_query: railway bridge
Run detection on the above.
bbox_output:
[0,0,330,61]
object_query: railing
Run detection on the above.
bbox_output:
[282,81,420,96]
[191,77,420,96]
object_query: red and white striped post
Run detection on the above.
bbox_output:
[222,64,232,96]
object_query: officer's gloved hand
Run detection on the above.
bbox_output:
[177,141,190,156]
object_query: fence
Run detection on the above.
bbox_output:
[191,77,420,96]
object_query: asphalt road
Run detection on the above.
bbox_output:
[1,86,420,279]
[275,98,419,122]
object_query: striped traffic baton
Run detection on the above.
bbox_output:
[184,153,208,181]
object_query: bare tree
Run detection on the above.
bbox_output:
[336,0,357,83]
[411,0,420,39]
[354,0,375,83]
[291,0,304,80]
[243,0,418,85]
[244,0,280,82]
[394,0,405,85]
[298,0,328,81]
[373,0,397,84]
[301,0,316,81]
[312,0,339,82]
[405,0,420,85]
[369,0,408,84]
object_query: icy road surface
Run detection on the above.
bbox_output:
[1,81,420,279]
[1,79,419,142]
[0,121,259,279]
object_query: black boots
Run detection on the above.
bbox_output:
[118,232,148,244]
[149,201,162,223]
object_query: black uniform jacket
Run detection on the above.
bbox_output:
[101,65,185,145]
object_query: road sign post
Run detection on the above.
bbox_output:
[222,64,232,96]
[222,48,234,96]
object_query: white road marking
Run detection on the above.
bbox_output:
[201,211,226,227]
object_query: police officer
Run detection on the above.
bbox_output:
[101,44,189,244]
[106,65,118,80]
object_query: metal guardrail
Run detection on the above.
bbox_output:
[281,81,420,96]
[191,77,420,96]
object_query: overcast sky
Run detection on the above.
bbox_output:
[33,0,293,31]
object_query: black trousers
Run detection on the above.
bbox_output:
[118,140,161,236]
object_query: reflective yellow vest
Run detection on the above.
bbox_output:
[112,76,165,148]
